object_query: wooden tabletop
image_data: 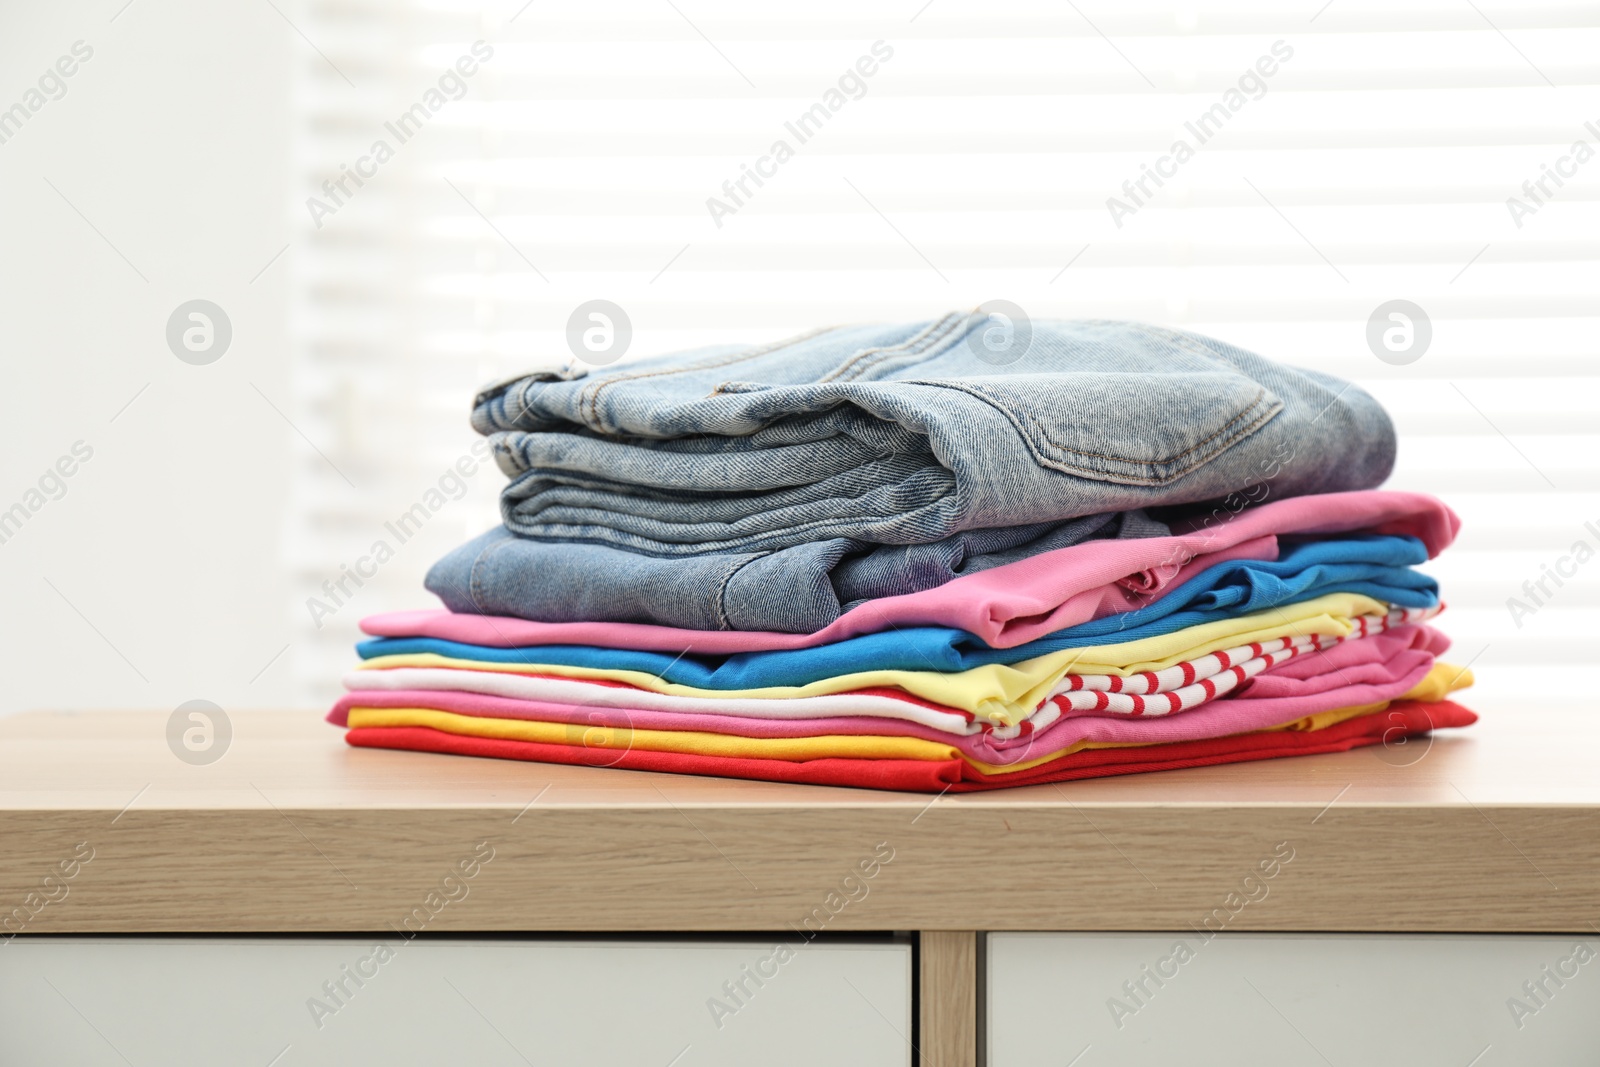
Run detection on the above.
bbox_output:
[2,702,1596,933]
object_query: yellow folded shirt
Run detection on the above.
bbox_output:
[359,592,1392,726]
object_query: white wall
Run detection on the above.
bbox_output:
[0,2,296,715]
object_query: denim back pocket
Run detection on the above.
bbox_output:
[924,372,1283,486]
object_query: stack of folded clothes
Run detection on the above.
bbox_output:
[328,315,1477,791]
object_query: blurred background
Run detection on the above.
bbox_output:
[1,0,1595,718]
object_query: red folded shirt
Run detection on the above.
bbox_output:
[341,700,1477,793]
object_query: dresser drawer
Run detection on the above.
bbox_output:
[0,937,910,1067]
[988,932,1598,1066]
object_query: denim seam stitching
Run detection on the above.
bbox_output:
[506,494,957,556]
[815,312,967,384]
[1128,322,1242,370]
[501,456,956,544]
[918,381,1276,467]
[814,318,947,385]
[846,311,972,381]
[466,534,514,615]
[577,325,837,430]
[917,381,1282,485]
[711,551,775,631]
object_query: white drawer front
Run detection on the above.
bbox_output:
[989,932,1599,1066]
[0,937,910,1067]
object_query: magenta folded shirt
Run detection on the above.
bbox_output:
[360,490,1457,653]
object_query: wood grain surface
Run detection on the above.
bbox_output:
[1,704,1595,933]
[919,931,976,1067]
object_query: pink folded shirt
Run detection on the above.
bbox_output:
[361,491,1457,653]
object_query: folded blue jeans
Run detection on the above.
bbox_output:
[427,507,1168,633]
[471,315,1395,558]
[385,536,1438,689]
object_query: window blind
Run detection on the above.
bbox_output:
[288,0,1600,707]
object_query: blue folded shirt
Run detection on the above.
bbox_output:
[358,534,1439,690]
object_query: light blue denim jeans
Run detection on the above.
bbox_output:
[471,314,1394,556]
[426,508,1169,633]
[429,315,1397,632]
